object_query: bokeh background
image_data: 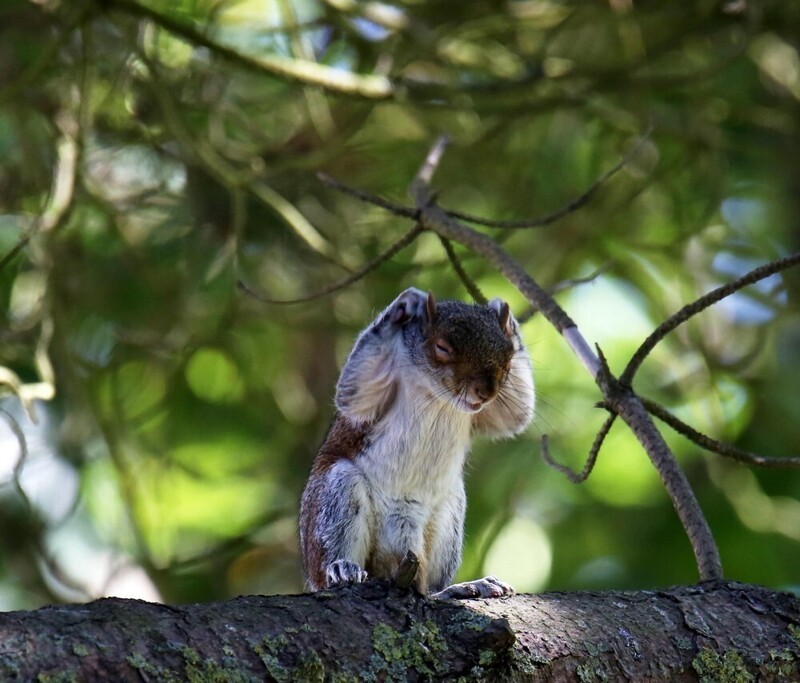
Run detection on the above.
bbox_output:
[0,0,798,609]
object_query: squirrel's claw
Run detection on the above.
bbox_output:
[325,559,368,588]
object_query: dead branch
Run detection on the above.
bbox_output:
[540,413,617,483]
[317,172,419,218]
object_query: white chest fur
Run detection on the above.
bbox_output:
[357,379,472,502]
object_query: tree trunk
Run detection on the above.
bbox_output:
[2,580,798,681]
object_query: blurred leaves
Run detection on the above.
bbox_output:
[0,0,798,607]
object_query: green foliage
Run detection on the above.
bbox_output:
[0,0,797,608]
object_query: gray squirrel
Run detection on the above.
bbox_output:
[299,287,534,598]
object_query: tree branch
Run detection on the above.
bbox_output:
[540,414,616,484]
[593,349,722,579]
[238,223,424,304]
[0,581,797,681]
[438,237,487,305]
[103,0,393,98]
[641,396,800,468]
[444,123,652,229]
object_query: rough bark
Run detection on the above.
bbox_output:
[1,580,799,681]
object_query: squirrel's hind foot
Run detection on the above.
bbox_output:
[431,575,515,600]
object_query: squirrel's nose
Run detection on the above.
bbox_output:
[474,378,497,402]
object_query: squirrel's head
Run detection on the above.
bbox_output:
[408,292,517,413]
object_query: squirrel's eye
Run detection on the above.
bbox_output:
[434,340,453,362]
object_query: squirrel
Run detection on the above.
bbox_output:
[299,287,534,599]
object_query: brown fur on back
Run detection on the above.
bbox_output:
[300,413,369,589]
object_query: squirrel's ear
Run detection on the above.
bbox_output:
[488,298,513,337]
[426,291,438,323]
[499,302,512,336]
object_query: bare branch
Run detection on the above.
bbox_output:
[317,173,419,219]
[540,414,616,483]
[640,396,800,469]
[404,137,721,578]
[444,123,653,229]
[593,349,722,580]
[238,223,424,304]
[621,251,800,386]
[549,262,613,295]
[438,237,487,305]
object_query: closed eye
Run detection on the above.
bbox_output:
[434,339,453,363]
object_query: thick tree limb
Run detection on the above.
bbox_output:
[1,581,798,681]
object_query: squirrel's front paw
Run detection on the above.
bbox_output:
[386,287,428,326]
[325,560,368,588]
[431,575,515,600]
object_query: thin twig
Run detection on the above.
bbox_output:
[621,251,800,386]
[238,223,424,304]
[640,396,800,469]
[438,237,486,304]
[317,173,419,219]
[540,414,616,483]
[444,123,653,229]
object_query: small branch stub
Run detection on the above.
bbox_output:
[393,550,420,589]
